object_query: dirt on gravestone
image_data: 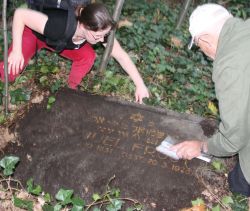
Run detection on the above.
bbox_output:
[2,88,219,210]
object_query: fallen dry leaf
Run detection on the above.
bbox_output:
[150,202,156,208]
[16,190,29,200]
[170,35,183,48]
[0,127,16,150]
[26,154,32,162]
[33,203,43,211]
[181,204,206,211]
[33,197,45,211]
[31,94,44,104]
[118,19,133,28]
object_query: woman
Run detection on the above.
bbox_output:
[0,3,149,103]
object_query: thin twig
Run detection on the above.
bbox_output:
[85,197,141,210]
[106,174,116,191]
[195,166,231,210]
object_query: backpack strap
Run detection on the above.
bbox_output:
[27,0,70,10]
[45,1,78,52]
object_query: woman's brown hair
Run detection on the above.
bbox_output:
[77,3,116,32]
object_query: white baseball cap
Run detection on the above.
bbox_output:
[188,3,232,49]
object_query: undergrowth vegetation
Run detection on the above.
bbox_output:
[0,156,143,211]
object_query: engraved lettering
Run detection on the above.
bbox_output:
[131,143,144,153]
[145,137,159,146]
[118,130,129,138]
[93,116,105,124]
[130,113,144,122]
[157,152,168,160]
[134,155,144,161]
[172,164,181,172]
[144,145,156,157]
[96,145,113,154]
[102,136,120,147]
[148,159,158,166]
[98,126,114,134]
[86,132,97,140]
[132,126,146,139]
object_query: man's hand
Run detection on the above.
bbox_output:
[8,50,24,75]
[170,140,205,160]
[135,83,149,104]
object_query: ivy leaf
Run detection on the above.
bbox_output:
[13,196,33,211]
[212,160,222,171]
[222,196,234,206]
[14,75,28,85]
[71,196,85,211]
[44,193,51,203]
[0,156,20,176]
[0,114,5,124]
[55,188,73,205]
[47,96,56,110]
[39,76,48,85]
[42,204,54,211]
[26,178,42,195]
[212,204,220,211]
[127,204,143,211]
[54,203,62,211]
[134,203,143,210]
[71,205,83,211]
[92,193,101,201]
[51,66,59,74]
[212,160,225,172]
[48,96,56,104]
[10,88,31,104]
[191,198,204,206]
[72,205,84,211]
[40,65,49,74]
[110,188,120,198]
[106,199,124,211]
[51,80,62,93]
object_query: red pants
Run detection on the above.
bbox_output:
[0,27,96,89]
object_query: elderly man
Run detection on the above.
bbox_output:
[171,3,250,200]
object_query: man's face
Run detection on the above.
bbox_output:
[195,34,216,60]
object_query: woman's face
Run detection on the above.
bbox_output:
[83,26,111,44]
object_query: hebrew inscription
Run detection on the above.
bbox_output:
[80,112,193,176]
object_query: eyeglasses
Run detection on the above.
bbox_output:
[194,34,209,46]
[88,30,111,40]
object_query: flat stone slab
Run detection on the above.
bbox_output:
[3,89,216,210]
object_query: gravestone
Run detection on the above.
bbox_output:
[3,88,216,210]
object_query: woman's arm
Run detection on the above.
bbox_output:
[9,8,48,74]
[109,38,149,103]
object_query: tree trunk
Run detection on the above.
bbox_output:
[98,0,125,73]
[176,0,192,29]
[3,0,9,115]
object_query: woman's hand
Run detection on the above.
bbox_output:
[8,50,24,75]
[6,8,48,76]
[135,83,149,104]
